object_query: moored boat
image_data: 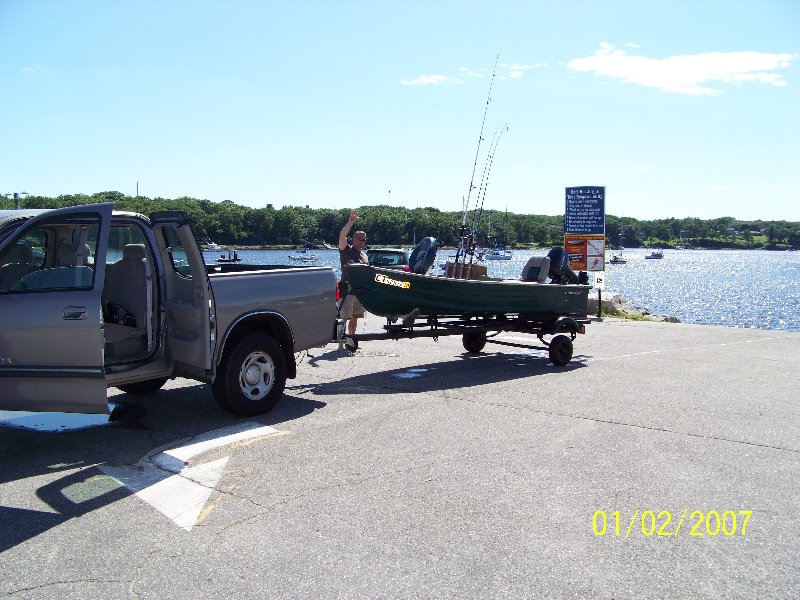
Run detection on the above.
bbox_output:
[645,249,664,259]
[484,247,513,260]
[288,248,317,262]
[608,253,627,264]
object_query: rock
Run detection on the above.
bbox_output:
[586,294,680,323]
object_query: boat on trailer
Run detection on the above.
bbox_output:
[342,242,591,365]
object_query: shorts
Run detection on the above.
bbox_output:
[339,293,364,319]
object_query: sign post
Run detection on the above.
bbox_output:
[565,186,606,315]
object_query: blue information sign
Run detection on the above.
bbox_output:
[565,186,605,234]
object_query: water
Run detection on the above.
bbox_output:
[205,248,800,333]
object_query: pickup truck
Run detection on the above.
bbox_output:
[0,203,342,416]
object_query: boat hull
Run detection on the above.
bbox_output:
[346,264,589,318]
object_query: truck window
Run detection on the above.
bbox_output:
[106,224,149,264]
[0,221,98,292]
[160,226,193,278]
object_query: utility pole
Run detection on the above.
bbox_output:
[3,191,29,209]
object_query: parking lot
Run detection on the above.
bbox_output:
[1,318,798,598]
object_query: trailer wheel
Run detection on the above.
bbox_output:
[116,377,169,395]
[212,333,287,416]
[462,332,487,353]
[548,335,573,366]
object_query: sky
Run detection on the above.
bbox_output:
[1,0,798,221]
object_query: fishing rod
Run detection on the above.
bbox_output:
[457,55,500,263]
[468,123,508,261]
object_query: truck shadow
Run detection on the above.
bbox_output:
[0,385,324,553]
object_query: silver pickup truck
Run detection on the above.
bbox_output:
[0,203,341,416]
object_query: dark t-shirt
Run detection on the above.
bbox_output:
[339,244,368,284]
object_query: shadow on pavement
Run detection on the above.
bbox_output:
[0,385,324,553]
[301,349,588,396]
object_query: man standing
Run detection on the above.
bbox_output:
[338,209,368,337]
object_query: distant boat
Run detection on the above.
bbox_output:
[608,217,628,264]
[608,253,627,264]
[645,250,664,259]
[484,247,513,260]
[482,212,513,260]
[288,248,317,262]
[205,241,222,251]
[216,248,242,263]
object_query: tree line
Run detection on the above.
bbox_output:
[10,191,800,250]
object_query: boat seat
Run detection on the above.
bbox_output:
[520,256,551,283]
[0,241,36,291]
[103,244,150,346]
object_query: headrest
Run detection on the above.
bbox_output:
[4,241,33,265]
[58,243,92,266]
[123,244,147,260]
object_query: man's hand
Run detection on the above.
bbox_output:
[348,210,358,225]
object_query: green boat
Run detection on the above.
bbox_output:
[346,247,589,319]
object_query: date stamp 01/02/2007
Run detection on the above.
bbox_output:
[592,510,753,538]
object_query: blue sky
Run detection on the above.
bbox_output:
[1,0,798,221]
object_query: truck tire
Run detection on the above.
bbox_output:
[212,333,287,416]
[116,377,169,395]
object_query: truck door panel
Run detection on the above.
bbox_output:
[0,204,112,413]
[150,212,213,376]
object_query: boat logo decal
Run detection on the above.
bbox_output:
[375,273,411,289]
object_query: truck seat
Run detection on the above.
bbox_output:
[103,244,150,346]
[0,242,35,291]
[57,242,92,266]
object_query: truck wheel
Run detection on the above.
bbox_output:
[548,335,573,366]
[462,332,487,353]
[212,333,287,416]
[116,377,169,395]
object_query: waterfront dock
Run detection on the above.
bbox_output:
[1,319,797,597]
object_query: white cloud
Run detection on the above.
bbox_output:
[400,74,464,86]
[405,62,545,86]
[457,67,486,78]
[22,64,44,73]
[567,44,795,95]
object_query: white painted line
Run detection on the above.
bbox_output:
[153,423,280,473]
[100,422,281,531]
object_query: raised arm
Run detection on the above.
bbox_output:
[339,210,358,251]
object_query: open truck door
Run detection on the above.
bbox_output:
[0,203,112,413]
[149,211,214,380]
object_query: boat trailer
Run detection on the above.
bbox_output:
[342,311,590,366]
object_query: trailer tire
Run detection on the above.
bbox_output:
[116,377,169,395]
[212,333,287,416]
[462,332,487,353]
[548,335,573,366]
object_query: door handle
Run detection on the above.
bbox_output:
[63,306,88,320]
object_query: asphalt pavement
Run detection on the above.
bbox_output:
[1,318,798,599]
